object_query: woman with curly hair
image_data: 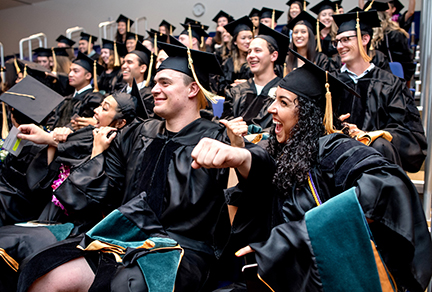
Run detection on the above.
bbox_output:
[217,49,432,292]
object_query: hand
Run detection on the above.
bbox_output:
[71,117,97,131]
[205,37,213,46]
[339,113,350,122]
[216,26,225,34]
[339,113,366,138]
[17,124,56,146]
[220,117,247,148]
[191,137,252,179]
[235,245,254,257]
[52,127,73,143]
[91,126,117,158]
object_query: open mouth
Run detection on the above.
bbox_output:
[273,119,283,134]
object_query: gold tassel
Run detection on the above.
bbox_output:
[200,25,205,49]
[283,63,287,77]
[271,10,275,30]
[323,71,336,134]
[93,60,99,92]
[127,19,130,32]
[153,33,158,56]
[170,25,173,36]
[253,26,256,36]
[23,65,27,78]
[114,42,120,67]
[335,4,339,14]
[188,25,193,49]
[304,0,307,10]
[364,0,374,11]
[135,34,138,42]
[13,58,21,74]
[1,102,9,140]
[88,35,92,55]
[51,47,58,73]
[145,53,153,87]
[316,19,322,52]
[187,48,219,104]
[356,12,372,62]
[0,248,19,272]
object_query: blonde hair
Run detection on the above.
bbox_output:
[372,11,409,49]
[55,56,72,74]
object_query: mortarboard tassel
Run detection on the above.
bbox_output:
[1,102,9,140]
[283,63,288,77]
[0,248,18,272]
[51,48,58,73]
[114,42,120,67]
[356,12,372,62]
[304,0,307,10]
[364,0,375,11]
[316,19,322,52]
[88,35,92,55]
[170,25,173,36]
[323,71,337,135]
[145,54,154,87]
[127,19,130,33]
[186,48,219,105]
[188,25,193,49]
[271,10,275,30]
[253,26,256,36]
[200,25,205,49]
[23,65,28,78]
[13,58,21,74]
[93,60,99,92]
[153,33,158,56]
[135,34,138,42]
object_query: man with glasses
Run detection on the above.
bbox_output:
[332,11,426,173]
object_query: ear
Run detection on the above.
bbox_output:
[270,50,279,63]
[188,82,200,99]
[85,71,92,82]
[115,119,127,128]
[361,34,370,47]
[140,64,148,74]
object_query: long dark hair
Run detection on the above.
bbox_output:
[287,1,304,23]
[267,95,324,192]
[286,23,317,74]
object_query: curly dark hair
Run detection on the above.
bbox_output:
[267,95,324,192]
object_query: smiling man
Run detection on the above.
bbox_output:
[223,23,289,131]
[18,43,273,292]
[47,52,103,129]
[120,41,156,118]
[332,10,426,172]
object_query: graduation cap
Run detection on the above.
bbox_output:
[332,10,381,62]
[130,77,148,120]
[286,0,310,10]
[249,8,261,18]
[390,0,404,14]
[51,47,70,72]
[126,32,145,43]
[281,48,359,134]
[179,23,209,49]
[159,20,176,35]
[287,11,325,35]
[260,7,284,30]
[347,6,363,13]
[102,39,121,67]
[224,16,254,37]
[333,0,343,13]
[73,52,104,91]
[15,59,51,82]
[184,17,201,25]
[116,14,134,32]
[33,48,52,58]
[129,41,154,86]
[56,35,75,47]
[80,32,98,44]
[157,42,223,106]
[363,0,392,12]
[310,0,338,15]
[0,75,64,124]
[212,10,235,24]
[147,30,185,48]
[256,23,290,65]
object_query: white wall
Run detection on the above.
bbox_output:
[0,0,420,57]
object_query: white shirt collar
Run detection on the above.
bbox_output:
[73,83,93,96]
[126,80,146,94]
[340,63,375,84]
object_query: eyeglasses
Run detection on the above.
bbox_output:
[331,35,357,48]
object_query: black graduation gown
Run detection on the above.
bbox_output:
[98,67,124,95]
[398,12,414,34]
[88,51,100,61]
[0,143,52,226]
[218,58,253,95]
[46,87,103,129]
[247,134,432,292]
[334,66,426,172]
[375,30,415,80]
[51,118,272,257]
[224,77,281,131]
